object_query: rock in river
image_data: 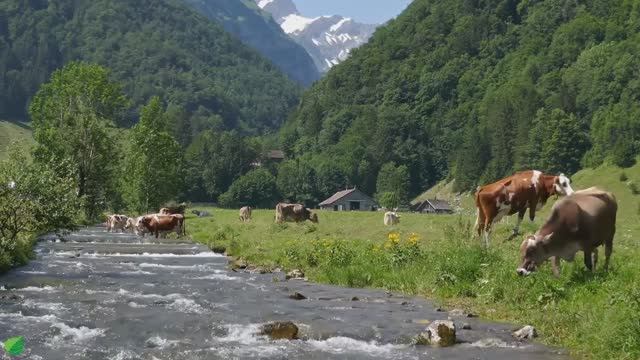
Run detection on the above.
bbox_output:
[258,321,299,340]
[415,320,456,347]
[514,325,537,340]
[289,292,307,300]
[286,269,304,280]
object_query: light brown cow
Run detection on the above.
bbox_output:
[517,188,616,277]
[106,214,129,233]
[275,203,318,224]
[239,206,252,222]
[139,214,185,239]
[475,170,574,247]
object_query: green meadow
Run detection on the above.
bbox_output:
[189,164,640,360]
[0,121,33,160]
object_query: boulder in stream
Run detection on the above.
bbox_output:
[289,292,307,300]
[258,321,299,340]
[415,320,456,347]
[513,325,537,340]
[286,269,304,280]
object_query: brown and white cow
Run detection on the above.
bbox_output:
[383,211,400,226]
[106,214,129,233]
[139,214,185,239]
[124,216,148,236]
[517,188,616,277]
[275,203,318,224]
[475,170,574,247]
[239,206,252,222]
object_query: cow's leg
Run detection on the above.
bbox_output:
[591,248,599,271]
[528,199,538,222]
[551,256,561,277]
[513,208,526,236]
[583,248,593,271]
[474,208,483,236]
[483,219,492,248]
[604,237,613,272]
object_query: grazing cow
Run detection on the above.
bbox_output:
[517,188,617,277]
[139,214,185,239]
[106,214,129,233]
[383,211,400,226]
[239,206,252,222]
[475,170,574,247]
[275,203,318,224]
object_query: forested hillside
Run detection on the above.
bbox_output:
[0,0,300,132]
[183,0,320,86]
[282,0,640,198]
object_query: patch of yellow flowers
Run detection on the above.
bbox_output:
[373,232,421,252]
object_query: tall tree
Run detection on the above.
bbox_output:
[122,97,182,212]
[29,62,128,219]
[375,162,410,208]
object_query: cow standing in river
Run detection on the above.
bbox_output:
[106,215,129,233]
[517,188,617,277]
[475,170,574,246]
[139,214,185,239]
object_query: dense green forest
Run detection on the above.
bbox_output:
[0,0,300,133]
[282,0,640,198]
[183,0,320,86]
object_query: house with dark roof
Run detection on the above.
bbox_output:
[319,188,379,211]
[410,198,454,214]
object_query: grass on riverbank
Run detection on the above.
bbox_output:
[188,164,640,360]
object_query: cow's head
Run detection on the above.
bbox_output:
[310,212,319,223]
[554,174,574,196]
[517,233,552,276]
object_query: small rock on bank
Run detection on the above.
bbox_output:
[513,325,537,340]
[258,321,299,340]
[415,320,456,347]
[286,269,304,280]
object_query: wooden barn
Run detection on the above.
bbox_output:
[411,198,453,214]
[319,188,379,211]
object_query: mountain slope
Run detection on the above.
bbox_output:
[0,0,301,132]
[282,0,640,197]
[256,0,377,72]
[183,0,319,86]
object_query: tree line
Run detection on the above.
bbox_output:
[281,0,640,196]
[0,0,301,132]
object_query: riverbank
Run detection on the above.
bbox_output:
[188,205,640,360]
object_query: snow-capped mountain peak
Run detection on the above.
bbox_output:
[255,0,377,73]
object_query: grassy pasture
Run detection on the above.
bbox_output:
[188,164,640,359]
[0,120,34,160]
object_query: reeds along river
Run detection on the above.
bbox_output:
[0,227,568,359]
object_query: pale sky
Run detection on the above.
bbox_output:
[293,0,413,24]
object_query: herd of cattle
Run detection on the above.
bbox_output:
[105,169,617,277]
[106,207,186,239]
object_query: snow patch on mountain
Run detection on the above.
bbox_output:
[255,0,377,73]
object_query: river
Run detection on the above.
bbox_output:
[0,227,569,359]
